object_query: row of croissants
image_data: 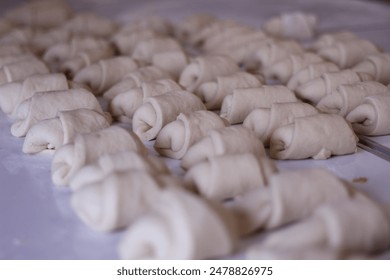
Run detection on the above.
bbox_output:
[0,0,390,260]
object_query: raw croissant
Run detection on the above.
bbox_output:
[62,13,118,37]
[71,170,178,232]
[269,114,358,160]
[11,88,102,138]
[228,168,352,236]
[0,53,35,68]
[264,52,323,83]
[23,108,111,154]
[353,53,390,84]
[51,125,147,186]
[131,37,182,64]
[286,62,339,91]
[118,188,238,260]
[311,31,358,51]
[69,151,170,191]
[197,72,263,110]
[255,40,304,68]
[30,28,71,55]
[243,102,318,146]
[220,85,298,124]
[154,110,228,159]
[175,13,216,43]
[0,56,49,85]
[109,79,182,121]
[263,12,318,39]
[251,193,390,255]
[103,66,172,101]
[185,154,277,201]
[346,94,390,136]
[179,55,239,93]
[151,50,189,80]
[0,27,36,46]
[316,81,389,116]
[181,126,266,170]
[112,29,161,55]
[73,56,138,95]
[0,73,69,117]
[132,90,206,141]
[295,69,373,104]
[119,17,173,37]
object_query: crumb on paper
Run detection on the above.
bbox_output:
[352,177,368,183]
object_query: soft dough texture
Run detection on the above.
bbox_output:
[185,154,277,201]
[346,94,390,136]
[220,85,298,124]
[23,108,111,154]
[243,102,318,146]
[353,53,390,84]
[73,56,138,95]
[250,193,390,255]
[118,188,238,260]
[51,125,147,186]
[0,73,69,117]
[316,81,389,116]
[179,55,239,92]
[132,90,206,141]
[71,170,175,232]
[227,168,352,236]
[181,126,266,170]
[132,37,182,64]
[255,40,304,68]
[109,79,182,121]
[196,72,263,110]
[311,31,358,51]
[154,110,228,159]
[152,50,189,80]
[11,88,103,137]
[69,151,170,191]
[269,114,358,160]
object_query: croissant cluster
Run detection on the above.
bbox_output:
[1,0,390,260]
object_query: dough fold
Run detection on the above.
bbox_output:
[269,114,357,160]
[131,37,182,64]
[154,110,228,159]
[255,40,304,68]
[352,53,390,84]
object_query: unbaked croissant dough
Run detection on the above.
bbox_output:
[228,168,352,236]
[185,154,277,201]
[181,126,266,170]
[316,81,389,116]
[109,79,182,121]
[353,53,390,84]
[286,62,339,90]
[131,37,182,64]
[0,73,69,117]
[263,12,318,39]
[103,66,172,101]
[154,110,228,159]
[346,94,390,136]
[0,43,30,57]
[269,114,358,160]
[317,38,379,68]
[311,31,358,51]
[243,102,318,146]
[30,27,71,55]
[59,47,115,79]
[62,13,118,37]
[119,17,173,37]
[4,0,72,28]
[112,29,161,55]
[179,55,239,93]
[175,13,216,43]
[69,151,170,191]
[23,108,111,154]
[132,90,206,141]
[295,69,373,104]
[151,50,189,80]
[220,85,298,124]
[0,56,49,85]
[71,170,178,232]
[118,188,238,260]
[197,72,263,110]
[0,27,36,46]
[264,52,323,83]
[51,125,147,186]
[255,40,304,68]
[0,53,34,68]
[251,193,390,255]
[11,88,103,137]
[73,56,138,95]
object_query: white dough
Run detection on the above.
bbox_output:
[51,125,147,186]
[119,17,173,37]
[132,90,206,141]
[175,14,216,43]
[181,126,266,170]
[353,53,390,84]
[11,88,102,137]
[154,110,228,159]
[30,28,71,55]
[255,40,304,68]
[152,50,189,80]
[269,114,358,160]
[311,31,358,51]
[23,108,111,154]
[243,102,318,146]
[220,85,298,124]
[0,44,30,57]
[132,37,182,64]
[112,29,161,55]
[118,188,237,259]
[346,94,390,136]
